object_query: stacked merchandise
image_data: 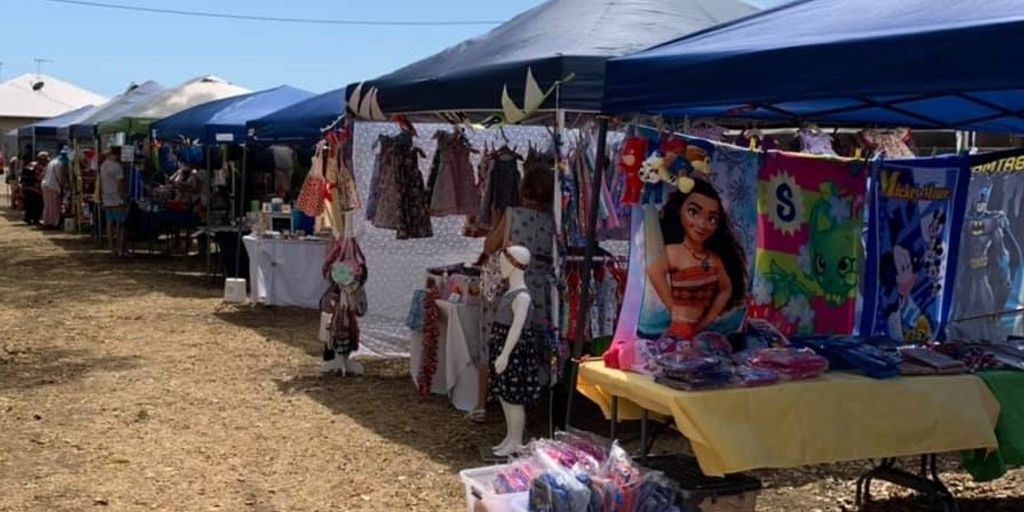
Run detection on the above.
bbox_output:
[935,340,1024,372]
[790,337,903,379]
[898,346,968,375]
[642,322,828,392]
[461,432,760,511]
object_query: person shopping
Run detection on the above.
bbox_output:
[99,147,128,257]
[40,149,66,229]
[20,153,46,225]
[473,158,556,423]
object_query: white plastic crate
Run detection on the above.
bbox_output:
[459,464,529,512]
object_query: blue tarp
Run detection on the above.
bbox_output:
[344,0,756,116]
[246,87,345,143]
[63,81,165,140]
[151,85,313,145]
[603,0,1024,133]
[18,104,98,139]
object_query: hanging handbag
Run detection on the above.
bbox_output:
[297,142,327,217]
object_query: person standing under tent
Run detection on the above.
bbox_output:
[21,153,47,226]
[41,147,66,229]
[473,159,556,424]
[100,146,128,257]
[5,156,19,209]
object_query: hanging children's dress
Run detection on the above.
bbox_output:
[798,128,837,156]
[860,128,915,158]
[427,131,480,217]
[478,147,522,229]
[368,132,433,239]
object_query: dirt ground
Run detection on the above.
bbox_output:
[1,204,1022,512]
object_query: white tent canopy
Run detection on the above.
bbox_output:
[97,75,249,136]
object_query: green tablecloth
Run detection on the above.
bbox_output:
[963,371,1024,481]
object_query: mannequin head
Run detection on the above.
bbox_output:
[500,245,531,279]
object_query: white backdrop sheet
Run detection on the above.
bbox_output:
[350,122,555,358]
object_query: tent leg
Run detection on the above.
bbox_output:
[234,145,248,280]
[564,116,609,430]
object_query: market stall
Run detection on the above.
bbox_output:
[342,0,758,423]
[534,0,1024,509]
[62,81,166,236]
[151,85,315,278]
[89,76,250,254]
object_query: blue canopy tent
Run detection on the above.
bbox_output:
[18,104,98,140]
[63,80,166,141]
[343,0,756,118]
[246,87,345,144]
[152,85,314,145]
[603,0,1024,133]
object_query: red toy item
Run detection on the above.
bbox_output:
[618,137,648,205]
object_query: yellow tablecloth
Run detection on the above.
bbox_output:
[577,360,1000,476]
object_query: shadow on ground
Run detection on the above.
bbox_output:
[0,346,140,392]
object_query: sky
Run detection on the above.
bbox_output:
[3,0,785,98]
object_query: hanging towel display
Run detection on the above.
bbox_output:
[707,141,760,282]
[948,148,1024,342]
[748,152,868,337]
[861,155,971,343]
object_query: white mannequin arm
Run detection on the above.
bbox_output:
[495,292,532,374]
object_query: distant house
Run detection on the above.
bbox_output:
[0,73,107,156]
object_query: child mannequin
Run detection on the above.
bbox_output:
[489,245,539,457]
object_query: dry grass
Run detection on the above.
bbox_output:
[0,205,1021,511]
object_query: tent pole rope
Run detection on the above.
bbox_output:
[564,115,609,430]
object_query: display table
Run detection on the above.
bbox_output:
[577,360,999,477]
[437,300,483,412]
[242,235,330,309]
[409,299,483,413]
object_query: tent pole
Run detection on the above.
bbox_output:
[564,115,609,430]
[548,106,566,437]
[234,143,248,280]
[205,144,213,285]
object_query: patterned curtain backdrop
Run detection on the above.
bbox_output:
[350,122,555,358]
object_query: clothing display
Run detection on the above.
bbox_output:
[366,131,433,239]
[477,146,522,230]
[426,130,479,217]
[562,132,626,247]
[320,236,368,359]
[797,127,836,156]
[862,155,970,342]
[488,288,541,406]
[860,128,915,158]
[748,151,868,337]
[687,121,727,142]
